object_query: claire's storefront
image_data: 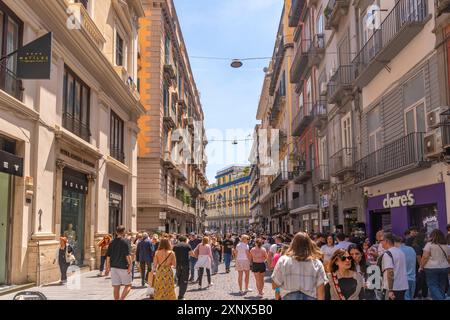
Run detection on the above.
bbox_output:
[366,183,448,242]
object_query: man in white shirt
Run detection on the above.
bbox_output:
[334,233,354,250]
[381,233,409,300]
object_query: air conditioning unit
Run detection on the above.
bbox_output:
[320,82,328,96]
[427,106,450,129]
[424,128,443,159]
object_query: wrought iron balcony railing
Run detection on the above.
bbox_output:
[110,147,125,163]
[62,112,91,142]
[354,132,428,184]
[0,66,24,101]
[291,34,325,83]
[324,0,350,30]
[330,147,355,177]
[288,0,307,27]
[270,171,291,192]
[353,0,429,87]
[313,164,330,187]
[327,65,355,105]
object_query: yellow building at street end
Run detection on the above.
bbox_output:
[205,166,251,234]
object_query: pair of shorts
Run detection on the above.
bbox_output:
[235,260,251,271]
[252,262,266,273]
[110,267,132,286]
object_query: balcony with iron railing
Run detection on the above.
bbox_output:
[354,132,429,185]
[293,160,313,183]
[163,104,177,129]
[312,99,328,128]
[330,147,355,178]
[288,0,307,27]
[292,101,327,136]
[327,65,355,105]
[324,0,350,30]
[0,66,24,101]
[110,147,125,163]
[290,35,325,83]
[270,171,291,192]
[270,202,289,216]
[353,0,429,88]
[312,164,330,187]
[270,89,286,126]
[62,112,91,142]
[269,37,286,96]
[289,190,317,214]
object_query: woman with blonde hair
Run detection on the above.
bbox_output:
[234,234,252,295]
[97,234,112,277]
[271,232,327,300]
[194,236,213,289]
[153,237,176,300]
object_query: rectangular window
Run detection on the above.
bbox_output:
[116,32,124,66]
[279,71,286,96]
[368,106,382,152]
[110,111,125,163]
[0,3,23,100]
[341,113,352,149]
[164,35,170,65]
[63,66,91,141]
[403,72,425,108]
[405,101,426,134]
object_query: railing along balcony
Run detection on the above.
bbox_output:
[292,103,313,137]
[110,147,125,163]
[354,132,429,185]
[291,35,325,83]
[330,147,355,177]
[163,105,177,129]
[0,65,24,101]
[312,164,330,187]
[270,89,286,125]
[62,112,91,142]
[269,37,286,96]
[270,171,291,192]
[293,160,313,183]
[353,0,429,88]
[290,190,316,210]
[312,99,328,127]
[327,65,355,105]
[324,0,350,30]
[270,202,289,216]
[288,0,307,27]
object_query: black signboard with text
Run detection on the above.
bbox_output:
[0,149,23,177]
[16,32,52,79]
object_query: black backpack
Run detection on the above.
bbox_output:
[377,250,394,273]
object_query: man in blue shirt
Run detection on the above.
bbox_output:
[136,233,154,287]
[395,235,417,300]
[188,233,201,282]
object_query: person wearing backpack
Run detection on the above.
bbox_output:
[380,233,409,300]
[419,229,450,300]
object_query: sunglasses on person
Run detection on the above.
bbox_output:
[339,255,353,262]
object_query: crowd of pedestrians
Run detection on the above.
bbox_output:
[56,223,450,300]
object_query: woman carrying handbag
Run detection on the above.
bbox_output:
[152,238,177,300]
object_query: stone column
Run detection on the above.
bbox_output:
[54,159,66,236]
[86,173,97,270]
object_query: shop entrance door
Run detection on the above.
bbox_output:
[370,210,391,242]
[0,173,11,284]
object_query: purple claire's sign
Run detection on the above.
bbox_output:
[382,190,415,209]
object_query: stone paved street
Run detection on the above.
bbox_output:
[0,262,274,300]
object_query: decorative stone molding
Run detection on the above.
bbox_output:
[56,159,66,170]
[87,173,97,182]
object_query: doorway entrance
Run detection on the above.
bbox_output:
[370,209,392,242]
[0,172,11,284]
[109,181,123,235]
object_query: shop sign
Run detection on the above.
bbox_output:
[311,212,319,220]
[0,149,23,177]
[320,194,329,208]
[159,212,167,220]
[110,192,122,201]
[302,215,309,221]
[382,190,415,208]
[16,32,52,79]
[422,216,439,235]
[322,219,330,227]
[158,226,166,232]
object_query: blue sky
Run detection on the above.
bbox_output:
[173,0,284,182]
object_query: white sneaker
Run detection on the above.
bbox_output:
[246,288,253,292]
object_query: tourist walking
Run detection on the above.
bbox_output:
[271,232,327,300]
[234,235,252,294]
[194,236,213,289]
[334,233,354,251]
[325,249,364,300]
[211,236,222,275]
[321,234,337,272]
[153,237,176,300]
[173,235,194,300]
[419,229,450,300]
[53,236,75,284]
[105,226,132,300]
[380,233,409,300]
[188,233,202,282]
[395,235,417,300]
[222,233,234,273]
[136,232,154,287]
[268,235,283,271]
[250,238,268,298]
[97,235,111,277]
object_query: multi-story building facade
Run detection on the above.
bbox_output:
[137,0,208,235]
[352,0,450,241]
[249,125,262,232]
[0,0,145,286]
[205,166,251,235]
